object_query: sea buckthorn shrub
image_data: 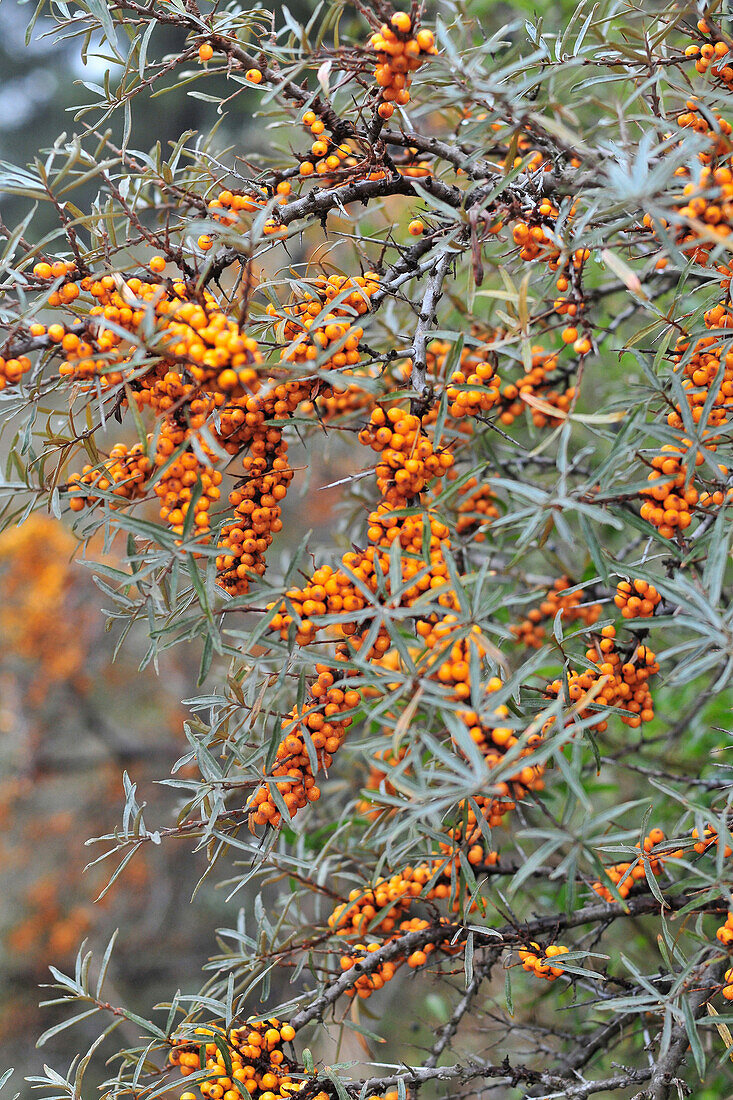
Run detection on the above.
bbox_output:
[4,1,733,1098]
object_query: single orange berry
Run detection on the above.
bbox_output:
[561,326,578,344]
[149,255,166,273]
[198,43,214,62]
[408,219,425,236]
[378,102,394,119]
[299,161,315,176]
[390,12,412,33]
[197,234,213,251]
[246,68,263,84]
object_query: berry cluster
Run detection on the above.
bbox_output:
[217,433,294,595]
[171,1019,298,1100]
[512,202,565,267]
[340,916,451,1000]
[268,506,454,646]
[248,656,359,827]
[686,20,733,87]
[417,615,545,803]
[613,578,660,619]
[692,824,732,857]
[445,357,502,418]
[639,445,700,537]
[68,443,152,512]
[212,180,291,221]
[546,626,658,732]
[298,112,357,180]
[268,273,380,373]
[358,407,454,505]
[425,336,572,429]
[518,943,569,981]
[31,259,80,306]
[368,13,437,121]
[716,912,733,950]
[592,822,731,904]
[590,828,667,902]
[668,303,733,433]
[511,576,601,649]
[153,431,223,540]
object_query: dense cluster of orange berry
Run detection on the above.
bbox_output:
[511,200,565,267]
[639,303,733,538]
[1,262,386,593]
[511,576,601,648]
[216,427,294,594]
[358,407,454,503]
[68,443,152,511]
[685,20,733,86]
[445,356,501,418]
[267,272,380,370]
[640,446,700,536]
[424,336,573,428]
[153,430,223,539]
[204,181,287,239]
[368,13,437,121]
[340,916,455,999]
[645,163,733,278]
[613,578,660,619]
[54,274,298,564]
[518,942,569,982]
[546,625,658,732]
[668,303,733,434]
[210,179,290,222]
[269,506,454,647]
[643,27,733,284]
[675,97,732,160]
[592,822,732,904]
[171,1019,298,1100]
[248,654,360,828]
[252,417,459,826]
